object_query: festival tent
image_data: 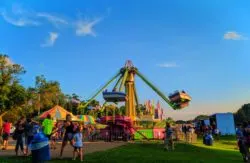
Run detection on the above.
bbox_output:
[77,115,96,124]
[210,113,236,135]
[39,105,78,121]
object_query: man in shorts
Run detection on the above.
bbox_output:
[60,114,75,158]
[1,120,11,150]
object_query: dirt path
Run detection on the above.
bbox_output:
[0,141,127,158]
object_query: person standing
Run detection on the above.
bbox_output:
[42,114,53,139]
[214,128,220,140]
[72,125,84,161]
[1,119,11,150]
[183,125,187,142]
[24,118,38,155]
[242,122,250,161]
[164,123,174,151]
[15,117,26,156]
[188,126,195,143]
[60,114,75,159]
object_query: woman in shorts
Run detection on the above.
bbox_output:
[59,114,75,158]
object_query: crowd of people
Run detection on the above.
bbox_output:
[2,116,250,161]
[0,114,94,162]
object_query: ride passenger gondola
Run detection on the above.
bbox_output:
[102,90,127,102]
[169,90,191,109]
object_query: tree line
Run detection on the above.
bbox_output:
[186,105,250,125]
[0,54,104,122]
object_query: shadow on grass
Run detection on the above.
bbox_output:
[0,142,242,163]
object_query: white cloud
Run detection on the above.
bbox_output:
[41,32,59,47]
[37,12,68,27]
[157,62,179,68]
[75,18,101,37]
[223,31,247,40]
[0,10,40,27]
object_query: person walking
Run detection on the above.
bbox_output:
[1,119,11,150]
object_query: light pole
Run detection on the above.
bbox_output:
[38,93,41,115]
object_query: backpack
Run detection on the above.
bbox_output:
[12,129,18,140]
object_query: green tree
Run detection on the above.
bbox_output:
[194,115,209,121]
[176,120,186,124]
[0,55,26,125]
[89,99,99,107]
[0,55,25,114]
[7,82,27,109]
[119,105,126,115]
[64,93,81,115]
[234,103,250,124]
[30,75,65,114]
[165,117,175,125]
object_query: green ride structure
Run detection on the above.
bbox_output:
[83,60,191,140]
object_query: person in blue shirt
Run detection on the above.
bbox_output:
[72,125,83,162]
[236,125,243,140]
[163,123,174,151]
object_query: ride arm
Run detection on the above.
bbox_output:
[133,83,139,106]
[113,75,123,91]
[119,69,128,91]
[135,70,176,110]
[82,71,121,109]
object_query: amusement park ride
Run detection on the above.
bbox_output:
[82,60,191,140]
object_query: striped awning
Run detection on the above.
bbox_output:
[39,105,77,120]
[77,115,95,124]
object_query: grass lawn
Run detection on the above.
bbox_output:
[0,137,242,163]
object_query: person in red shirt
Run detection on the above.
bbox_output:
[1,119,11,150]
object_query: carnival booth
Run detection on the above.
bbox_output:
[39,105,78,121]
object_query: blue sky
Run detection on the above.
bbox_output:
[1,0,250,120]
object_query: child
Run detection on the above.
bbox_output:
[164,123,174,151]
[72,125,83,161]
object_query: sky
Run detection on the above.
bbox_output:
[1,0,250,120]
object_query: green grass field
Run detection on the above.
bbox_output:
[0,137,243,163]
